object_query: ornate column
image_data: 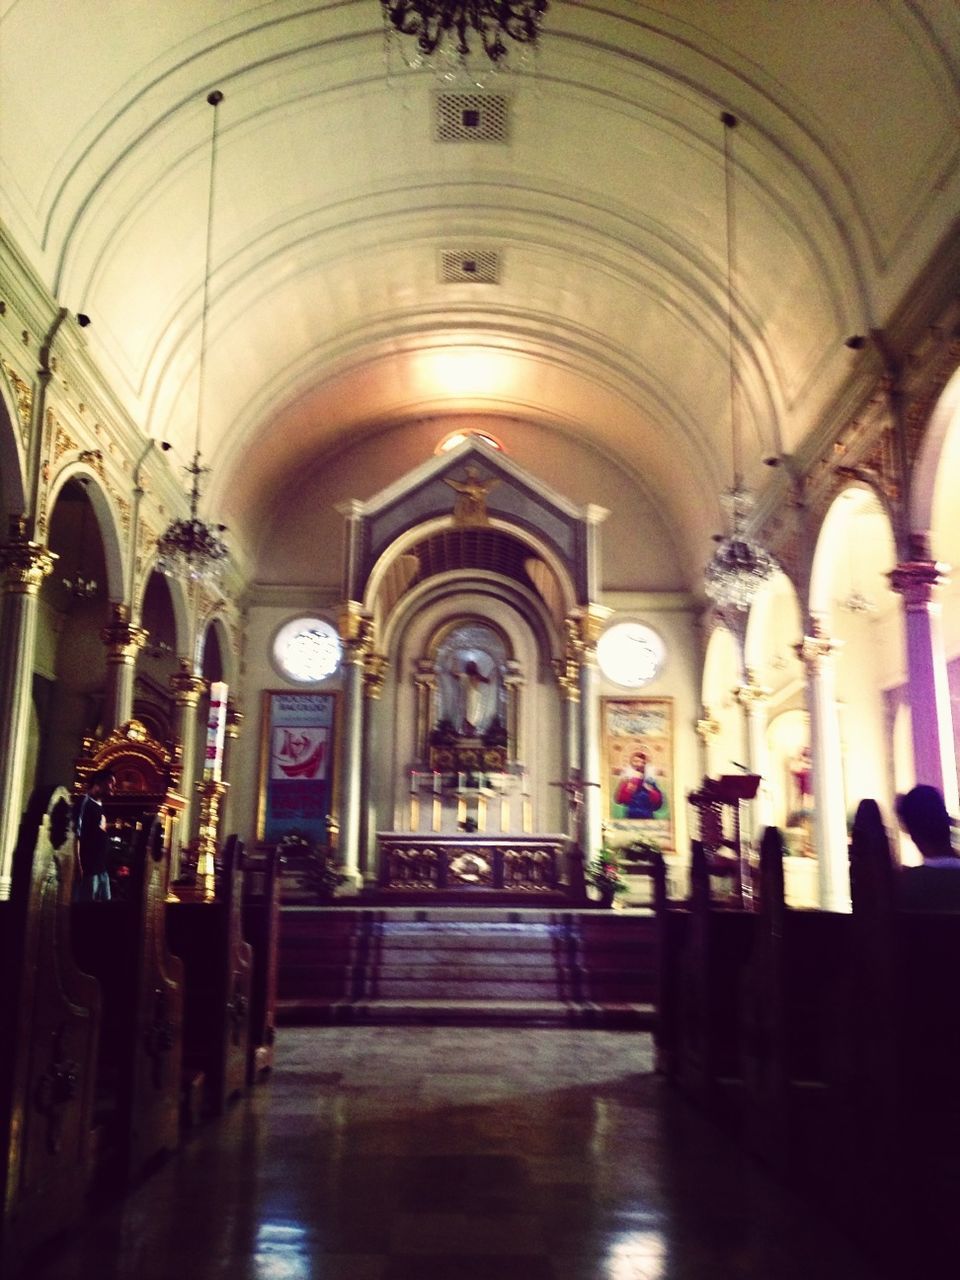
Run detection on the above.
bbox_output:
[361,650,389,882]
[220,699,244,833]
[889,552,958,812]
[553,617,582,788]
[338,602,372,889]
[0,517,56,898]
[574,604,610,858]
[695,705,720,779]
[100,602,148,731]
[169,658,207,873]
[796,620,850,911]
[735,672,773,834]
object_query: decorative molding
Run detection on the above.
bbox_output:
[0,359,33,443]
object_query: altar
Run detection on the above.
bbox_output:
[375,831,574,898]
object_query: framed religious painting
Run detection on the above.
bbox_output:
[257,690,338,846]
[601,697,674,849]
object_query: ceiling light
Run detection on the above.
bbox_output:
[156,90,229,587]
[704,112,778,612]
[382,1,548,68]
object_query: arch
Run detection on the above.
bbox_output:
[911,363,960,536]
[136,563,192,659]
[47,463,125,603]
[198,610,236,686]
[701,624,745,778]
[0,375,27,519]
[744,568,804,686]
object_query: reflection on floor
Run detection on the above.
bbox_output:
[35,1028,882,1280]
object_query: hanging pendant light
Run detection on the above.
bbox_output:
[156,90,229,586]
[704,111,777,612]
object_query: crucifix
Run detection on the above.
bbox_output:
[550,768,599,846]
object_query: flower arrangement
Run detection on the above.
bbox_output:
[276,830,348,901]
[587,848,629,903]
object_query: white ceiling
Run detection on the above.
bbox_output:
[2,0,958,578]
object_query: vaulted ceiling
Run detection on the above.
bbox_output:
[2,1,958,583]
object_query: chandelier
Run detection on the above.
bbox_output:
[157,90,229,587]
[381,1,548,66]
[704,112,778,612]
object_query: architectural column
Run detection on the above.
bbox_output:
[413,659,436,765]
[0,517,56,898]
[575,605,610,859]
[361,651,389,881]
[338,602,372,889]
[889,554,958,812]
[695,704,720,780]
[100,602,148,731]
[169,658,207,872]
[553,617,582,788]
[220,699,244,833]
[735,672,773,834]
[796,620,850,911]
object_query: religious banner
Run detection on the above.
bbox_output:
[257,691,337,845]
[601,697,674,848]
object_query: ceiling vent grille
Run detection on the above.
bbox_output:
[435,93,509,143]
[439,249,501,284]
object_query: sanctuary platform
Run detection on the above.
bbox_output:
[276,906,655,1029]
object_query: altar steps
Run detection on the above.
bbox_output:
[277,907,656,1028]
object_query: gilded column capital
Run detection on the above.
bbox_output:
[364,652,389,699]
[695,706,720,742]
[569,603,612,654]
[795,617,840,670]
[0,515,56,595]
[888,558,949,608]
[101,602,149,663]
[339,602,374,666]
[170,658,207,707]
[734,672,771,710]
[225,699,244,740]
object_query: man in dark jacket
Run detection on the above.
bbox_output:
[75,768,115,901]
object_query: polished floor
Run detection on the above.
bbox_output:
[36,1027,884,1280]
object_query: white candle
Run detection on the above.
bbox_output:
[434,771,441,794]
[204,681,228,781]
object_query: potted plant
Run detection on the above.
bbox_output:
[587,848,628,908]
[307,848,348,903]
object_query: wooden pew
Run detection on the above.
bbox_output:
[166,835,253,1116]
[242,845,281,1083]
[71,817,185,1187]
[834,799,960,1262]
[738,827,851,1179]
[651,850,688,1076]
[1,787,101,1276]
[674,840,756,1127]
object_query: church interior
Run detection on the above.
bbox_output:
[2,2,960,1277]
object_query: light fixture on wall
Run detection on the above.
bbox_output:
[704,112,777,612]
[381,1,548,68]
[156,90,229,587]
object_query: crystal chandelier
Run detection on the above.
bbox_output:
[704,112,777,612]
[157,90,229,587]
[381,1,548,66]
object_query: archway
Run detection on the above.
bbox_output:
[701,625,744,780]
[810,486,901,822]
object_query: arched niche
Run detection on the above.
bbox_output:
[136,556,192,657]
[133,570,181,744]
[701,624,744,779]
[34,479,112,790]
[47,464,125,604]
[810,485,902,819]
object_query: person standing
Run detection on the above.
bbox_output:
[74,768,115,901]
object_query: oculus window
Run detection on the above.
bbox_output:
[598,622,665,689]
[273,617,342,684]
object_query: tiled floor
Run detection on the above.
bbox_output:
[36,1028,884,1280]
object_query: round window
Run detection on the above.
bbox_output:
[597,621,665,688]
[273,617,342,684]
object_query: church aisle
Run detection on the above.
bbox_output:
[36,1028,882,1280]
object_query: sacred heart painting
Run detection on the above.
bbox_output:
[258,691,338,844]
[601,697,674,849]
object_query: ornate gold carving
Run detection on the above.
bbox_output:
[170,659,207,708]
[54,423,77,464]
[195,778,228,900]
[734,672,771,710]
[101,602,149,663]
[0,516,57,594]
[695,707,720,742]
[1,360,33,442]
[446,467,498,527]
[225,700,244,741]
[794,617,840,669]
[364,652,389,699]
